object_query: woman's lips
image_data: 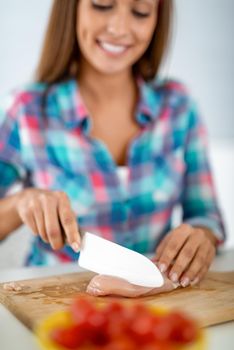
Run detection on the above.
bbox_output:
[96,39,131,57]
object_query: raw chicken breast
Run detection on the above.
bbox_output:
[86,274,180,297]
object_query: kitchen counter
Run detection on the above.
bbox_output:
[0,249,234,350]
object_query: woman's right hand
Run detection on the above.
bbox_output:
[16,188,81,252]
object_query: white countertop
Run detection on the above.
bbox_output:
[0,249,234,350]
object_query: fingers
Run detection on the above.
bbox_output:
[43,195,63,250]
[17,189,80,252]
[32,206,49,243]
[190,265,209,286]
[155,224,216,288]
[24,211,38,236]
[180,242,215,287]
[157,224,192,273]
[57,192,81,252]
[18,201,40,237]
[154,234,170,261]
[168,235,200,283]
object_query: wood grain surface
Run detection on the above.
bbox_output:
[0,271,233,330]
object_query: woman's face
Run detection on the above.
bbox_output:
[77,0,159,76]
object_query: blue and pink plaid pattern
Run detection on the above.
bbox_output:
[0,77,225,265]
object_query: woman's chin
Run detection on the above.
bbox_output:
[91,62,131,76]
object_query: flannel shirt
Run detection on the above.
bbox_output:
[0,77,225,265]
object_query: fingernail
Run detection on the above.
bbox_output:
[71,242,80,252]
[170,272,178,283]
[159,263,167,273]
[190,277,199,286]
[181,277,190,287]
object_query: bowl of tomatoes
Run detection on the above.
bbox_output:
[35,296,206,350]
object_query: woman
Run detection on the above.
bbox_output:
[0,0,225,288]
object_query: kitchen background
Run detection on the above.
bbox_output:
[0,0,233,268]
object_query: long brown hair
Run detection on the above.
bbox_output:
[35,0,173,83]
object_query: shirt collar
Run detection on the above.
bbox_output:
[56,78,90,133]
[135,76,162,126]
[56,76,162,132]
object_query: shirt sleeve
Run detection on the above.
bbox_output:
[181,100,226,245]
[0,92,26,197]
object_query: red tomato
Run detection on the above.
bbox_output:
[152,315,174,342]
[103,301,129,339]
[171,319,197,343]
[130,303,149,317]
[87,308,107,331]
[50,325,84,349]
[104,301,125,319]
[165,312,198,344]
[120,304,141,324]
[101,335,136,350]
[129,312,155,344]
[141,341,176,350]
[87,309,109,346]
[106,316,128,340]
[71,297,95,326]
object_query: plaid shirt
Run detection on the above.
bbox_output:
[0,77,225,266]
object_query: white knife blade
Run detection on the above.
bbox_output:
[78,232,164,288]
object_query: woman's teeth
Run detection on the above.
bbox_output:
[98,41,128,54]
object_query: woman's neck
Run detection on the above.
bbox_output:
[77,60,137,105]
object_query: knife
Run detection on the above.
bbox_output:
[78,232,164,288]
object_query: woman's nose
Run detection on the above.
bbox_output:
[107,12,130,38]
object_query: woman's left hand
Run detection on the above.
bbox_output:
[154,223,217,287]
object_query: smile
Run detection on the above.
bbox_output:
[96,40,130,56]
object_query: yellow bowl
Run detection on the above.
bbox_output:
[35,311,73,350]
[35,306,206,350]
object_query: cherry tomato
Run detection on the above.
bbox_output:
[102,335,136,350]
[50,325,84,349]
[152,315,174,342]
[104,301,125,319]
[103,302,128,339]
[70,296,95,326]
[129,312,155,344]
[120,303,141,324]
[130,303,150,317]
[164,311,198,344]
[141,341,176,350]
[106,315,127,340]
[87,309,109,346]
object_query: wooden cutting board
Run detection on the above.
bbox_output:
[0,271,233,330]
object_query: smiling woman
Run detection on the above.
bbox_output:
[36,0,171,82]
[0,0,226,290]
[76,0,159,78]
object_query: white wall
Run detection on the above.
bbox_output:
[0,0,53,93]
[161,0,234,139]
